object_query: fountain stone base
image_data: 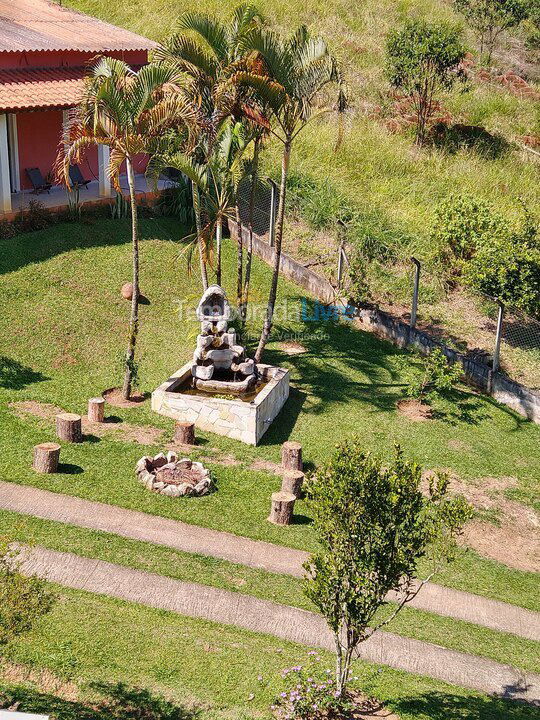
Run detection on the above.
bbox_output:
[151,362,289,446]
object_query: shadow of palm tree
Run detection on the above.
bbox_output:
[392,690,539,719]
[0,356,47,390]
[262,297,405,419]
[0,681,199,720]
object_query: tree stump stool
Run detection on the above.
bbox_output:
[268,491,295,525]
[281,470,305,498]
[88,397,105,423]
[32,442,61,473]
[56,413,82,443]
[174,421,195,445]
[281,441,303,472]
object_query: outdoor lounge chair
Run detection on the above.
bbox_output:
[25,167,52,194]
[68,164,91,190]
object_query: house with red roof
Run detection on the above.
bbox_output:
[0,0,156,216]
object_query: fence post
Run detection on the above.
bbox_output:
[492,300,505,374]
[268,179,278,248]
[410,257,421,333]
[337,220,345,290]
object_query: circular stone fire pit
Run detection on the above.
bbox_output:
[135,451,212,497]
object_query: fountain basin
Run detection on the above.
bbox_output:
[152,362,289,445]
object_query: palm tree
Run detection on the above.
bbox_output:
[150,119,252,285]
[233,26,346,362]
[59,57,198,400]
[154,4,267,290]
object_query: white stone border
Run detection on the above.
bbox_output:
[151,363,289,445]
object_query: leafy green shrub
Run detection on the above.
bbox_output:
[154,178,195,225]
[386,20,467,144]
[465,208,540,316]
[454,0,530,63]
[430,194,505,277]
[14,200,54,234]
[304,441,471,694]
[403,347,462,404]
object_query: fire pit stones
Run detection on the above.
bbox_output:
[135,451,212,497]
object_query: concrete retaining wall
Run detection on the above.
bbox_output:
[231,221,540,424]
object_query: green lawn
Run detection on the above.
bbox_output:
[2,585,539,720]
[2,510,539,674]
[1,219,539,714]
[1,219,538,539]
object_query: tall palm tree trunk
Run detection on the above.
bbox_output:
[216,219,222,285]
[241,135,260,322]
[192,181,208,290]
[254,139,290,363]
[236,204,243,310]
[122,156,140,400]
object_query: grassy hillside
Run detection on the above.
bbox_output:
[65,0,539,229]
[63,0,540,387]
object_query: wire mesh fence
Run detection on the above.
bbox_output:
[245,186,540,390]
[236,176,277,244]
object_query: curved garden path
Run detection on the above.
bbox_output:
[19,546,540,704]
[1,481,539,642]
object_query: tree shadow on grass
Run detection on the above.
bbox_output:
[0,356,47,390]
[0,217,182,277]
[0,681,199,720]
[429,122,512,160]
[392,690,539,719]
[262,297,405,418]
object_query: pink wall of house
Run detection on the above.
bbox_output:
[16,109,98,191]
[2,48,150,190]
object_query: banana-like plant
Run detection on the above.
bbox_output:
[58,57,198,399]
[233,25,347,362]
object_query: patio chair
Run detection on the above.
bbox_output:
[25,167,52,194]
[68,164,91,190]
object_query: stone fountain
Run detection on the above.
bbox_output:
[152,285,289,445]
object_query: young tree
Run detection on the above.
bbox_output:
[454,0,529,63]
[304,440,471,696]
[60,58,197,399]
[0,545,55,649]
[234,25,346,362]
[386,20,466,145]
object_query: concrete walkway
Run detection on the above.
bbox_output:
[19,546,540,704]
[1,481,539,642]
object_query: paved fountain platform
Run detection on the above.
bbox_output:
[152,362,289,445]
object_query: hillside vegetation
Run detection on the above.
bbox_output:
[65,0,539,234]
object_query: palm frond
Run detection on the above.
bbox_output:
[155,35,219,81]
[177,12,229,63]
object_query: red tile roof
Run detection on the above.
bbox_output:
[0,66,86,111]
[0,0,156,53]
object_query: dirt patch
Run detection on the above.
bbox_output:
[447,438,472,453]
[423,471,539,572]
[10,401,65,422]
[10,401,164,447]
[463,506,539,573]
[250,458,283,475]
[278,340,308,355]
[0,660,80,702]
[397,398,432,421]
[84,417,164,445]
[103,387,148,408]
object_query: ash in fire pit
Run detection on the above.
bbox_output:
[135,452,212,497]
